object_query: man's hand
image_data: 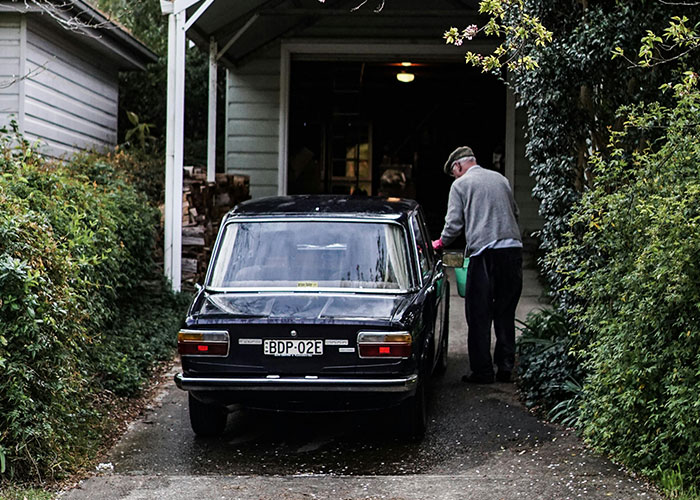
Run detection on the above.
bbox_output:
[432,238,444,251]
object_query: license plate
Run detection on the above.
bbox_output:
[264,339,323,357]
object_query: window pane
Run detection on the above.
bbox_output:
[208,221,411,290]
[412,217,431,281]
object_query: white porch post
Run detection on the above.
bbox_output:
[164,7,186,292]
[278,44,290,196]
[162,0,219,291]
[207,38,217,183]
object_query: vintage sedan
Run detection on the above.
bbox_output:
[175,195,449,439]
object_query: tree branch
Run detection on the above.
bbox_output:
[22,0,118,39]
[0,61,50,90]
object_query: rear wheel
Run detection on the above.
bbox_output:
[399,379,427,441]
[188,393,228,437]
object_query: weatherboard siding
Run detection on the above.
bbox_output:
[23,22,118,157]
[0,14,21,128]
[226,50,280,199]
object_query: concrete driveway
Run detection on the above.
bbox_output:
[59,260,663,500]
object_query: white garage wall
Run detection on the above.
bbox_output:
[0,14,21,129]
[225,49,281,199]
[23,20,118,158]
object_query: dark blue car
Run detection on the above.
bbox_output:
[175,195,449,439]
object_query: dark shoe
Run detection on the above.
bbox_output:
[461,373,494,384]
[496,370,512,383]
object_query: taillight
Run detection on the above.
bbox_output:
[357,332,412,359]
[178,330,229,356]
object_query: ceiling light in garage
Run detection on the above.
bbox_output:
[396,71,415,83]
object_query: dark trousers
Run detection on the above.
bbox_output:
[465,247,523,377]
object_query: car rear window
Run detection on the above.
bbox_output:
[207,220,412,291]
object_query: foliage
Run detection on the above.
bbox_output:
[515,308,583,416]
[71,147,166,206]
[613,15,700,69]
[0,486,53,500]
[0,128,187,484]
[445,0,552,72]
[659,466,700,500]
[446,1,690,302]
[98,286,189,397]
[124,111,156,152]
[448,1,699,494]
[94,0,226,168]
[552,80,700,488]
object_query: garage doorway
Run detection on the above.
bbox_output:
[287,60,506,234]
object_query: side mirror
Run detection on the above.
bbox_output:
[195,283,203,292]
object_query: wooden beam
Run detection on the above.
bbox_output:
[184,0,216,31]
[229,0,360,66]
[217,14,259,60]
[231,14,319,67]
[257,8,478,17]
[211,0,288,40]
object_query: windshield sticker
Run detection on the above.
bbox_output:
[297,281,319,288]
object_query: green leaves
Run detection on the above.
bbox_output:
[465,3,700,494]
[446,0,552,73]
[0,131,185,484]
[551,79,700,491]
[639,30,663,65]
[515,308,584,416]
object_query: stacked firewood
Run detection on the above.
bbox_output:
[180,166,250,288]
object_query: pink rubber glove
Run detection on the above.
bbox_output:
[432,238,444,251]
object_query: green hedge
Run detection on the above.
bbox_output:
[0,130,188,483]
[551,89,700,488]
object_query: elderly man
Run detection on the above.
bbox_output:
[433,146,522,384]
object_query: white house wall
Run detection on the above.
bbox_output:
[225,49,281,198]
[0,14,21,129]
[23,20,118,158]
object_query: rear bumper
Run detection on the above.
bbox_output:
[174,373,417,393]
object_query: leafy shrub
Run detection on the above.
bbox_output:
[551,82,700,488]
[71,147,166,205]
[98,285,189,397]
[456,3,699,495]
[0,129,187,483]
[516,308,584,417]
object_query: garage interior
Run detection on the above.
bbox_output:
[287,60,506,235]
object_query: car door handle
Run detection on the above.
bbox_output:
[427,272,444,294]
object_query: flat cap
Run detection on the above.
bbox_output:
[443,146,475,175]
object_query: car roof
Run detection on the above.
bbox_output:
[229,195,419,220]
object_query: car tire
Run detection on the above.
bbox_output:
[400,379,427,441]
[434,281,450,376]
[188,393,228,437]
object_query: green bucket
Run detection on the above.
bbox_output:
[455,257,469,298]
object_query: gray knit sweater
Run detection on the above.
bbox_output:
[440,165,521,256]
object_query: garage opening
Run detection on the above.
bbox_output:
[287,60,506,234]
